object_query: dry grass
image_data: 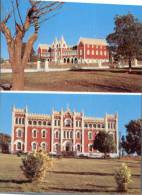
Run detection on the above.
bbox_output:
[1,69,142,92]
[0,154,140,194]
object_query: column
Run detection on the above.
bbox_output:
[116,113,119,157]
[134,58,138,67]
[24,106,28,153]
[51,111,54,153]
[11,105,15,153]
[37,60,40,70]
[73,113,76,151]
[105,113,108,132]
[45,60,49,72]
[60,109,63,151]
[81,112,85,153]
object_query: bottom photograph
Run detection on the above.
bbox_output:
[0,93,141,194]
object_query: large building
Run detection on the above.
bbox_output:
[37,36,109,65]
[11,106,119,157]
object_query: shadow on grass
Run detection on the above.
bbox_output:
[0,179,31,184]
[51,171,113,176]
[49,186,116,193]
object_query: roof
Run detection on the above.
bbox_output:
[38,44,49,49]
[79,37,108,46]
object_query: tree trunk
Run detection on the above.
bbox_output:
[12,65,24,90]
[128,58,132,73]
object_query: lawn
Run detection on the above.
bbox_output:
[0,154,140,194]
[1,69,142,92]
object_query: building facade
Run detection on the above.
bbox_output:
[37,36,109,65]
[11,106,119,156]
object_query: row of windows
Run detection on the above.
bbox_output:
[16,142,48,151]
[28,120,51,126]
[16,129,47,139]
[108,122,116,129]
[84,123,105,129]
[85,45,106,49]
[15,118,25,125]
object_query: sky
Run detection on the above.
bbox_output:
[0,93,141,136]
[1,1,142,59]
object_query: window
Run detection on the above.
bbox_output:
[76,144,81,152]
[89,124,92,128]
[33,121,37,126]
[70,131,73,139]
[64,118,72,127]
[28,120,32,125]
[88,131,92,140]
[98,124,100,128]
[17,142,22,150]
[67,131,69,139]
[43,121,46,126]
[32,129,37,138]
[22,118,25,124]
[92,50,95,55]
[76,131,80,139]
[64,131,66,138]
[16,129,23,138]
[41,142,47,151]
[38,121,42,126]
[96,50,98,55]
[32,142,37,151]
[41,130,46,138]
[80,50,83,55]
[19,118,22,124]
[87,50,90,55]
[15,118,18,124]
[55,131,59,139]
[84,123,88,128]
[93,124,97,128]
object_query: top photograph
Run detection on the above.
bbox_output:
[1,0,142,92]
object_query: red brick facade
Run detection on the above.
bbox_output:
[11,106,118,156]
[37,36,109,65]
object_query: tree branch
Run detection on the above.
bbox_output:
[22,33,37,67]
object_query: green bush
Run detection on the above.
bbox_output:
[21,150,53,182]
[115,163,132,192]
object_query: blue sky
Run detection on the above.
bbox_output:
[0,93,141,136]
[1,1,142,59]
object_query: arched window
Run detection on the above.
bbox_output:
[70,131,73,139]
[55,131,59,139]
[76,131,80,139]
[15,118,18,124]
[38,121,42,126]
[17,142,22,150]
[32,129,37,138]
[16,129,23,138]
[64,118,72,127]
[28,120,32,125]
[19,118,22,124]
[33,121,37,126]
[32,142,37,151]
[41,130,46,138]
[22,118,25,124]
[76,144,81,151]
[88,131,92,140]
[43,121,46,126]
[41,142,47,151]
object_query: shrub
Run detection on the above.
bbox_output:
[115,163,132,192]
[21,150,53,182]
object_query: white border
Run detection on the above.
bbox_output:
[0,91,141,95]
[42,0,142,6]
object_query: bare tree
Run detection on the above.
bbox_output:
[0,0,63,90]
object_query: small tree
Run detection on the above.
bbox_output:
[93,131,115,158]
[121,119,142,156]
[107,13,142,71]
[115,163,132,192]
[21,150,53,183]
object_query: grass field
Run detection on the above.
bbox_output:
[1,69,142,92]
[0,154,140,194]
